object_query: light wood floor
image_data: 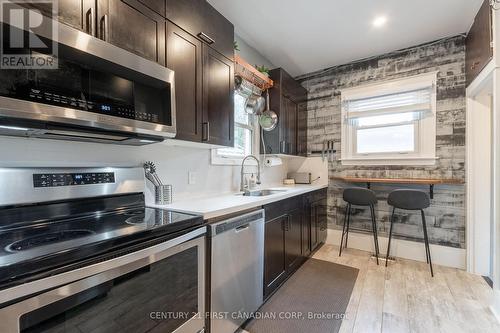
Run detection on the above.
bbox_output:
[312,244,500,333]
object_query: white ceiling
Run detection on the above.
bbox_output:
[208,0,484,76]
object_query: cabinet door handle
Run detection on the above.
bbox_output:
[202,122,210,141]
[100,14,109,42]
[86,8,94,36]
[197,32,215,44]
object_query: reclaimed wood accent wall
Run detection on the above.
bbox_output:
[297,36,466,248]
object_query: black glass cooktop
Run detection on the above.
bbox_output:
[0,193,203,288]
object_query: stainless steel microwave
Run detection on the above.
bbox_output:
[0,9,176,145]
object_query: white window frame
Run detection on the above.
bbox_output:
[211,93,260,166]
[340,72,438,166]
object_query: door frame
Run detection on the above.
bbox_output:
[466,60,495,276]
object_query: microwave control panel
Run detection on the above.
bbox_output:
[33,172,115,188]
[27,88,159,123]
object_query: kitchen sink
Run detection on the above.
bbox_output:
[242,189,288,197]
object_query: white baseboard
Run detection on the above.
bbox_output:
[326,229,466,269]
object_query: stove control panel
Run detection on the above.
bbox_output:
[33,172,115,188]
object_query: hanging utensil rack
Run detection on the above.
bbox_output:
[235,55,274,91]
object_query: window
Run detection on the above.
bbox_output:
[341,72,438,165]
[211,93,259,165]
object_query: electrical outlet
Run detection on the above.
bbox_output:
[188,171,196,185]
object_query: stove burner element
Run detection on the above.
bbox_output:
[6,230,95,252]
[123,209,145,216]
[125,215,145,225]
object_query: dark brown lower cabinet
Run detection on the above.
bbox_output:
[285,208,302,271]
[310,199,327,250]
[301,204,311,258]
[307,189,328,251]
[264,196,303,298]
[264,190,327,299]
[264,210,302,299]
[264,215,287,297]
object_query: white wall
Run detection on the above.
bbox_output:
[286,156,328,187]
[0,137,290,203]
[235,33,275,69]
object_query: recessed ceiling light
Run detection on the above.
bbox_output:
[373,16,387,28]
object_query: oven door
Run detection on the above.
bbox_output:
[0,228,205,333]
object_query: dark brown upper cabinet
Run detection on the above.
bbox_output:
[262,68,308,156]
[466,0,493,86]
[97,0,166,65]
[297,101,308,156]
[201,2,234,60]
[166,0,234,59]
[26,0,167,65]
[165,1,234,147]
[202,46,234,147]
[166,21,203,142]
[19,0,95,34]
[22,0,236,148]
[284,96,298,156]
[137,0,166,17]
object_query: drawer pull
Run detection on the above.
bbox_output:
[198,32,215,44]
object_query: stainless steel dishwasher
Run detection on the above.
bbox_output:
[210,209,265,333]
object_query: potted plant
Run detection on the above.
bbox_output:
[255,65,270,77]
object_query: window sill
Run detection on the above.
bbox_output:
[211,153,259,166]
[341,156,438,166]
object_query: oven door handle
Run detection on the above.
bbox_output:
[0,229,206,332]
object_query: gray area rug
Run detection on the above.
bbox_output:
[245,259,359,333]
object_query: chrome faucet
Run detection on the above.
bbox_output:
[240,155,261,192]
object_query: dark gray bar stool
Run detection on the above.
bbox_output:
[386,189,433,277]
[339,188,380,265]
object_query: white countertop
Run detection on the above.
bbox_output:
[149,183,328,219]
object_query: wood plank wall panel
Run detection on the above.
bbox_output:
[297,36,466,249]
